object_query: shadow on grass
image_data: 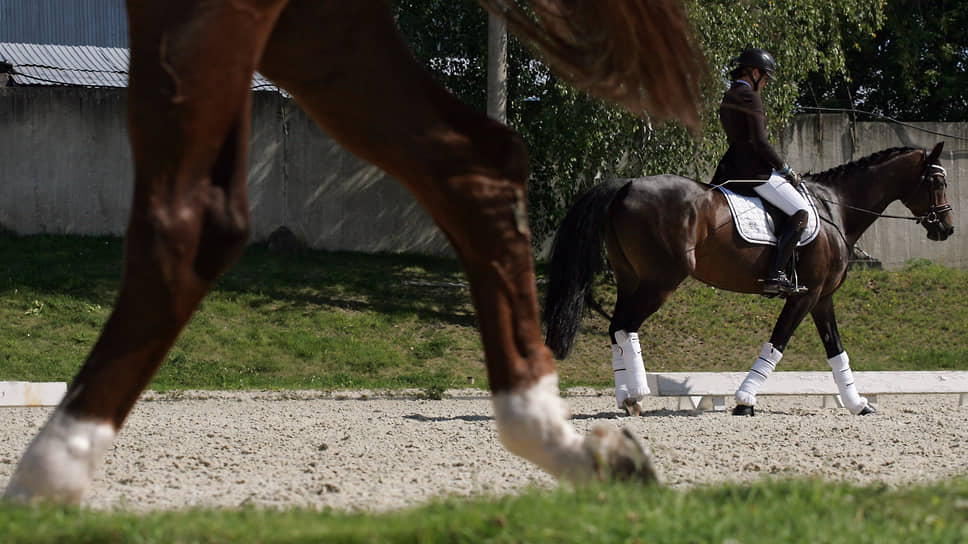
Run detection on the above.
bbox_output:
[2,235,481,328]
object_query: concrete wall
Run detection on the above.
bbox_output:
[0,87,451,255]
[1,88,965,269]
[781,114,967,269]
[0,88,132,236]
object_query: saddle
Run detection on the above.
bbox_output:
[716,184,820,247]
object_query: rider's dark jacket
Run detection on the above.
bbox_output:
[710,81,786,196]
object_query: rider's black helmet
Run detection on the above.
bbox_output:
[732,48,776,80]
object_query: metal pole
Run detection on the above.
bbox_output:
[486,12,507,123]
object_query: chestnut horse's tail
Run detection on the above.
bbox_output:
[544,179,629,359]
[478,0,705,132]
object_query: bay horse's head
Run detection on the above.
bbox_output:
[899,142,954,241]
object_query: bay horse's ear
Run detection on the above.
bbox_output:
[927,142,945,163]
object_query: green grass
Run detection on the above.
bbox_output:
[1,235,483,391]
[3,235,967,391]
[2,479,967,543]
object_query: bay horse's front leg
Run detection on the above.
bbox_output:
[257,2,655,482]
[811,295,875,415]
[4,0,288,504]
[733,294,815,416]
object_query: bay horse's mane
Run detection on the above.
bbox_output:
[807,146,920,183]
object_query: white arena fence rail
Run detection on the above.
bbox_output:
[648,371,968,411]
[3,372,967,409]
[0,382,67,407]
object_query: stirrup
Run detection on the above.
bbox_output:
[760,273,805,297]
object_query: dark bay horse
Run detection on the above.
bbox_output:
[4,1,705,504]
[544,144,953,416]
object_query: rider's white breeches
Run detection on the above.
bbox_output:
[754,172,809,216]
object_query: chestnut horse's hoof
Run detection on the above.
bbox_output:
[585,426,659,484]
[731,404,755,416]
[622,397,643,417]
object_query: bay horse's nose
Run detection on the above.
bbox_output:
[930,223,954,241]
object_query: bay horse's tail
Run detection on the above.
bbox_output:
[543,179,629,359]
[478,0,705,132]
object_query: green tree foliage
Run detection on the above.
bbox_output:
[392,1,885,246]
[393,0,487,113]
[798,0,968,122]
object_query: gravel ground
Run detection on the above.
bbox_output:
[1,390,965,512]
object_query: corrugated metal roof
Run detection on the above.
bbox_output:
[0,0,128,48]
[1,42,128,86]
[0,42,280,91]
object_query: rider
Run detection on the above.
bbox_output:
[711,48,809,296]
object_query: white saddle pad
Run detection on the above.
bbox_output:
[717,184,820,247]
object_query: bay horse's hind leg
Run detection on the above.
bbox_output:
[605,209,687,416]
[4,0,287,504]
[608,285,681,416]
[257,2,654,482]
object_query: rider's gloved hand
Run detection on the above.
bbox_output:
[780,164,802,187]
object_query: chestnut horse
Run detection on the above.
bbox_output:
[4,1,706,503]
[544,144,953,416]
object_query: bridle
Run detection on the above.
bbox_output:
[815,155,950,227]
[907,163,951,229]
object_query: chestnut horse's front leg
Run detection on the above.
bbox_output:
[4,0,288,504]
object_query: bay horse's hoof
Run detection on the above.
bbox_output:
[732,404,755,416]
[857,404,877,415]
[585,426,659,484]
[622,397,643,417]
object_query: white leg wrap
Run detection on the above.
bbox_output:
[614,330,650,399]
[611,344,629,409]
[828,351,868,414]
[492,373,591,479]
[4,410,116,504]
[735,342,782,406]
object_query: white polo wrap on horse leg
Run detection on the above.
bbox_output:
[611,343,629,409]
[614,330,650,399]
[4,409,116,504]
[828,351,868,414]
[735,342,782,406]
[492,373,591,479]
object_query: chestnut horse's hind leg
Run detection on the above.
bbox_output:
[4,0,287,504]
[257,2,654,482]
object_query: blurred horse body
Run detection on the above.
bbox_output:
[4,0,705,503]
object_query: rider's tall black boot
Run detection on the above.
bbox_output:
[762,210,809,296]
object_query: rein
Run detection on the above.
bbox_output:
[813,163,949,225]
[813,196,921,221]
